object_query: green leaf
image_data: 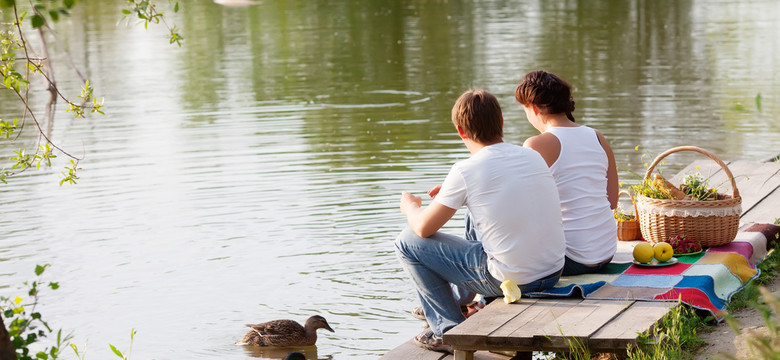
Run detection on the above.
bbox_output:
[755,93,762,113]
[0,0,15,9]
[35,264,47,276]
[31,14,45,29]
[122,9,131,14]
[109,344,123,358]
[49,10,59,22]
[174,2,179,12]
[49,282,59,290]
[63,0,75,8]
[35,351,48,359]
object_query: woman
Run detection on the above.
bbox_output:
[515,70,618,275]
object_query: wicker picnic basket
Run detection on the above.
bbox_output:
[616,190,642,241]
[636,146,742,247]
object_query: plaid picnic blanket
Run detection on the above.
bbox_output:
[527,223,780,319]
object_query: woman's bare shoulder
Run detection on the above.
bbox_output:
[523,133,560,167]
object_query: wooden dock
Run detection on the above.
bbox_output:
[382,157,780,360]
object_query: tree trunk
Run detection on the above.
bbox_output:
[0,314,17,360]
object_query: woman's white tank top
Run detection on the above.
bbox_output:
[546,126,616,264]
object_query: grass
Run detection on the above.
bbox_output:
[626,304,709,360]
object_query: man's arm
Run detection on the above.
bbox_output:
[400,191,457,238]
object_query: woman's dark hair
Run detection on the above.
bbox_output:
[514,70,576,122]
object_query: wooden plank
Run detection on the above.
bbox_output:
[723,161,780,214]
[380,340,515,360]
[444,299,538,347]
[487,299,582,348]
[380,339,448,360]
[740,186,780,225]
[532,300,632,349]
[668,159,726,186]
[449,350,513,360]
[589,301,676,350]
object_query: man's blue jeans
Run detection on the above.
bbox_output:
[394,227,562,337]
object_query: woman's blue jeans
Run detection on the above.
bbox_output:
[394,226,562,337]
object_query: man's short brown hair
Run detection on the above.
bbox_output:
[451,89,503,143]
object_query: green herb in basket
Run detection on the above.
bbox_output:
[680,173,718,201]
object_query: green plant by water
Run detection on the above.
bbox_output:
[1,265,139,360]
[0,264,66,360]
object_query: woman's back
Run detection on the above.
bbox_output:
[546,126,616,264]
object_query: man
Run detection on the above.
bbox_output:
[395,89,566,352]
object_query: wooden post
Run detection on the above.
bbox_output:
[453,349,474,360]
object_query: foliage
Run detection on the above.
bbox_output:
[614,202,636,222]
[627,147,674,200]
[626,302,708,360]
[108,329,136,360]
[631,177,675,200]
[0,0,181,184]
[680,173,718,201]
[631,171,721,202]
[0,264,68,360]
[71,328,137,360]
[2,265,141,360]
[121,1,182,46]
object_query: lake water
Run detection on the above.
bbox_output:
[0,0,778,359]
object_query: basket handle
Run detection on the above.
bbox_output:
[643,146,740,199]
[616,190,639,219]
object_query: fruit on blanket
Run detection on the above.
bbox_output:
[654,242,674,262]
[667,234,702,254]
[500,280,522,304]
[633,242,655,263]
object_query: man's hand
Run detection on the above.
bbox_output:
[427,184,442,198]
[400,191,422,216]
[399,190,457,238]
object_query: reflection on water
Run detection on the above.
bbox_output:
[241,346,324,360]
[0,0,778,359]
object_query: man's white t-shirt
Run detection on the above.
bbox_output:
[433,142,566,285]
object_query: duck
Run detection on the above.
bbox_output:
[235,315,335,347]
